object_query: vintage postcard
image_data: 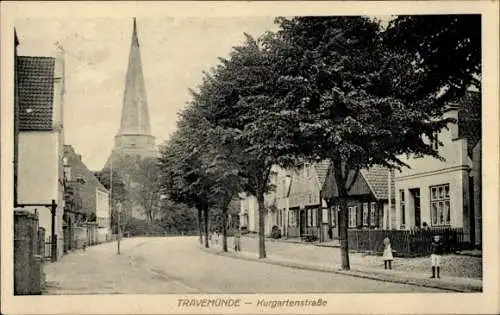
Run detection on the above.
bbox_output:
[1,1,499,314]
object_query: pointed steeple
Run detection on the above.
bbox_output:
[118,18,152,136]
[132,18,139,47]
[105,18,155,169]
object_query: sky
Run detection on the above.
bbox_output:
[15,17,279,170]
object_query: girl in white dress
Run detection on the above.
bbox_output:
[383,236,393,269]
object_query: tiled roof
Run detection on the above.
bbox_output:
[64,145,108,193]
[360,165,395,200]
[314,159,331,187]
[17,56,55,131]
[457,91,481,157]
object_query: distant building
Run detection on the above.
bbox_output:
[15,44,66,259]
[64,145,111,245]
[239,166,291,237]
[287,161,329,240]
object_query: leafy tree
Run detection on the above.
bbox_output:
[202,126,246,252]
[130,157,162,225]
[264,16,463,269]
[158,108,215,248]
[384,14,481,102]
[189,34,295,258]
[158,199,198,234]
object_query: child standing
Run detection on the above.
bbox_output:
[382,236,393,270]
[430,235,443,278]
[234,228,241,252]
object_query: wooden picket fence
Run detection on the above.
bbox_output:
[347,227,466,257]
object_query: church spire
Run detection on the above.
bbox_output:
[105,18,155,169]
[132,17,139,47]
[118,17,152,136]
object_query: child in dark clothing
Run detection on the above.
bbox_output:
[430,235,444,278]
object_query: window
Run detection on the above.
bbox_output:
[348,206,357,228]
[307,209,312,226]
[400,189,405,226]
[330,207,337,227]
[362,203,369,226]
[322,208,329,224]
[370,202,376,227]
[305,163,311,177]
[430,184,451,226]
[289,210,297,226]
[63,166,71,181]
[312,208,317,226]
[308,194,312,204]
[282,179,287,197]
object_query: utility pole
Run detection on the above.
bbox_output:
[117,202,121,255]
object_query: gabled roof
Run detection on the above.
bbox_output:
[64,145,108,193]
[321,164,395,201]
[17,56,55,131]
[360,166,395,200]
[314,160,331,188]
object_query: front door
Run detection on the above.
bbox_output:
[299,209,306,236]
[411,188,421,228]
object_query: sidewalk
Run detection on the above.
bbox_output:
[204,236,482,292]
[42,238,195,294]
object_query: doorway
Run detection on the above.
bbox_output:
[299,209,306,236]
[410,188,421,228]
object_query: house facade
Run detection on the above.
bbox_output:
[394,93,481,246]
[287,161,330,240]
[15,48,66,259]
[239,166,290,236]
[64,145,111,244]
[321,165,395,238]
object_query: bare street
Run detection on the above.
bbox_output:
[43,237,444,294]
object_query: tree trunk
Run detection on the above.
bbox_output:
[197,207,203,244]
[333,162,352,270]
[257,192,266,259]
[338,197,350,270]
[222,211,228,252]
[203,206,209,248]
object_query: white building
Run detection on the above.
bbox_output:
[395,93,481,246]
[239,166,291,236]
[16,49,66,259]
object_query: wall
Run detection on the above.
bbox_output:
[18,132,59,204]
[395,109,472,234]
[396,108,471,178]
[472,142,482,246]
[96,188,111,236]
[18,132,64,259]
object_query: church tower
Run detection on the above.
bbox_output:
[105,18,156,168]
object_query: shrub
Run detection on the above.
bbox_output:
[271,225,282,239]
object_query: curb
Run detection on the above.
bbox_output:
[200,247,482,293]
